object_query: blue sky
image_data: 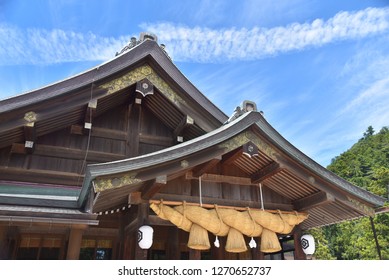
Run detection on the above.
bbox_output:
[1,0,389,167]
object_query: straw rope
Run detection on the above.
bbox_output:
[149,200,308,253]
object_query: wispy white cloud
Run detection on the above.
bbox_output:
[341,77,389,114]
[142,7,389,62]
[0,24,129,65]
[1,7,388,66]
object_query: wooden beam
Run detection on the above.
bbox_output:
[11,143,26,154]
[0,194,78,209]
[150,193,294,211]
[71,125,170,147]
[251,162,282,184]
[173,115,194,142]
[141,175,167,200]
[70,124,84,135]
[70,125,127,141]
[147,215,173,226]
[191,156,221,177]
[139,133,173,147]
[293,191,335,211]
[186,171,253,186]
[0,166,83,186]
[10,143,126,162]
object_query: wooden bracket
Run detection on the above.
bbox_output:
[293,191,335,211]
[141,175,167,200]
[23,111,37,153]
[174,115,194,143]
[221,146,243,165]
[84,99,97,130]
[24,123,36,154]
[192,156,221,177]
[251,162,282,184]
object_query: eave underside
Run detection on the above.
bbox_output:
[86,114,385,230]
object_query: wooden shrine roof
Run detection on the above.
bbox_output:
[81,111,387,230]
[0,39,227,150]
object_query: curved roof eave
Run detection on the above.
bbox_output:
[86,111,258,178]
[0,40,227,125]
[80,111,386,208]
[252,117,387,207]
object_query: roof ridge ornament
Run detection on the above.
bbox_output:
[115,32,171,59]
[225,100,260,124]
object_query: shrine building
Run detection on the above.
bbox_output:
[0,33,387,260]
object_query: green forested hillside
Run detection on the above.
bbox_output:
[311,126,389,260]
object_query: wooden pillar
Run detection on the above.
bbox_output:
[123,234,135,260]
[251,237,264,260]
[211,236,225,260]
[166,227,180,259]
[134,230,148,260]
[134,203,150,260]
[0,226,9,259]
[66,228,84,260]
[189,249,201,260]
[293,226,306,260]
[126,96,142,158]
[117,212,126,260]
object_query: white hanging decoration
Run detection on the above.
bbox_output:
[249,237,257,248]
[138,225,154,249]
[301,234,315,255]
[214,236,220,248]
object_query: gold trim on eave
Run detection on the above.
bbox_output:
[93,173,141,192]
[99,64,186,105]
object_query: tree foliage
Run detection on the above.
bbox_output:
[312,126,389,260]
